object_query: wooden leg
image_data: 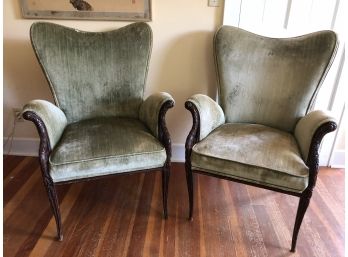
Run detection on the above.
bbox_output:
[23,111,63,241]
[162,164,170,219]
[291,195,311,252]
[44,177,63,241]
[185,163,194,221]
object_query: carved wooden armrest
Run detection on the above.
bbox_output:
[139,92,175,158]
[294,110,337,188]
[185,94,225,155]
[22,99,67,150]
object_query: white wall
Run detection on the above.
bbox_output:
[4,0,224,152]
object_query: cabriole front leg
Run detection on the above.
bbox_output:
[290,121,337,252]
[184,101,200,221]
[158,100,174,218]
[162,163,170,219]
[43,175,63,241]
[23,111,63,241]
[185,162,194,221]
[291,192,311,252]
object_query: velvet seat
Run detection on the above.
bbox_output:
[185,26,338,252]
[191,123,308,192]
[22,22,174,241]
[50,117,167,183]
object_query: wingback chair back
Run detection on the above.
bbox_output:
[30,22,152,123]
[214,26,338,132]
[23,22,174,241]
[185,25,338,252]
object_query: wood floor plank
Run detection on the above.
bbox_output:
[204,178,236,257]
[197,180,207,257]
[266,199,299,256]
[4,177,68,257]
[96,174,144,257]
[275,194,316,257]
[28,184,82,257]
[123,173,153,257]
[3,157,345,257]
[3,155,25,178]
[308,199,343,257]
[4,167,41,221]
[315,176,344,228]
[4,157,40,206]
[142,173,161,257]
[4,156,33,187]
[222,181,248,257]
[93,177,133,256]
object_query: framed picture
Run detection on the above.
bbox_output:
[20,0,152,21]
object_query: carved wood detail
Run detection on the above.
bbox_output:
[158,99,174,218]
[22,111,63,241]
[23,100,174,239]
[184,101,337,252]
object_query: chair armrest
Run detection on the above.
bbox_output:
[139,92,175,139]
[294,110,337,163]
[22,100,67,149]
[186,94,225,141]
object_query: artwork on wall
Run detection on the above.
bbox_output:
[20,0,152,21]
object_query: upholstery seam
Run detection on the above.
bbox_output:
[192,166,306,193]
[191,151,309,178]
[52,164,165,183]
[49,148,166,167]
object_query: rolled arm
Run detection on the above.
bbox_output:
[22,100,67,149]
[186,94,225,141]
[294,110,337,163]
[139,92,175,139]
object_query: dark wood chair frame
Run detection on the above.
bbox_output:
[23,99,174,241]
[185,101,337,252]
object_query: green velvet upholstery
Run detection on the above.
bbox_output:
[24,22,173,182]
[295,110,336,162]
[139,92,175,138]
[23,100,67,149]
[50,117,166,183]
[214,26,338,132]
[23,22,173,239]
[186,25,338,252]
[187,94,225,140]
[191,123,308,193]
[187,25,338,192]
[30,22,152,123]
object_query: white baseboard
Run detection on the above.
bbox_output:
[3,137,186,162]
[329,150,345,168]
[319,153,330,167]
[3,137,39,156]
[172,144,185,162]
[3,138,343,168]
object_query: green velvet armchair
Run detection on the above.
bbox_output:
[22,22,174,241]
[185,26,338,252]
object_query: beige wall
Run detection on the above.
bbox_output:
[4,0,224,144]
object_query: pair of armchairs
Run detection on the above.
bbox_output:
[23,22,338,252]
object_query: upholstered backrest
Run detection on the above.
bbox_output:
[214,26,337,132]
[31,22,152,123]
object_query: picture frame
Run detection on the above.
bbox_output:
[20,0,152,21]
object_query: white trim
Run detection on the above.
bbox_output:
[223,0,242,26]
[3,139,343,167]
[329,150,345,168]
[172,144,185,163]
[283,0,293,29]
[3,137,39,156]
[328,104,345,166]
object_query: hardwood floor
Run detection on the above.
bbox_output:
[3,156,344,257]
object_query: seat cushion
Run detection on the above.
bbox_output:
[191,123,309,193]
[49,117,166,182]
